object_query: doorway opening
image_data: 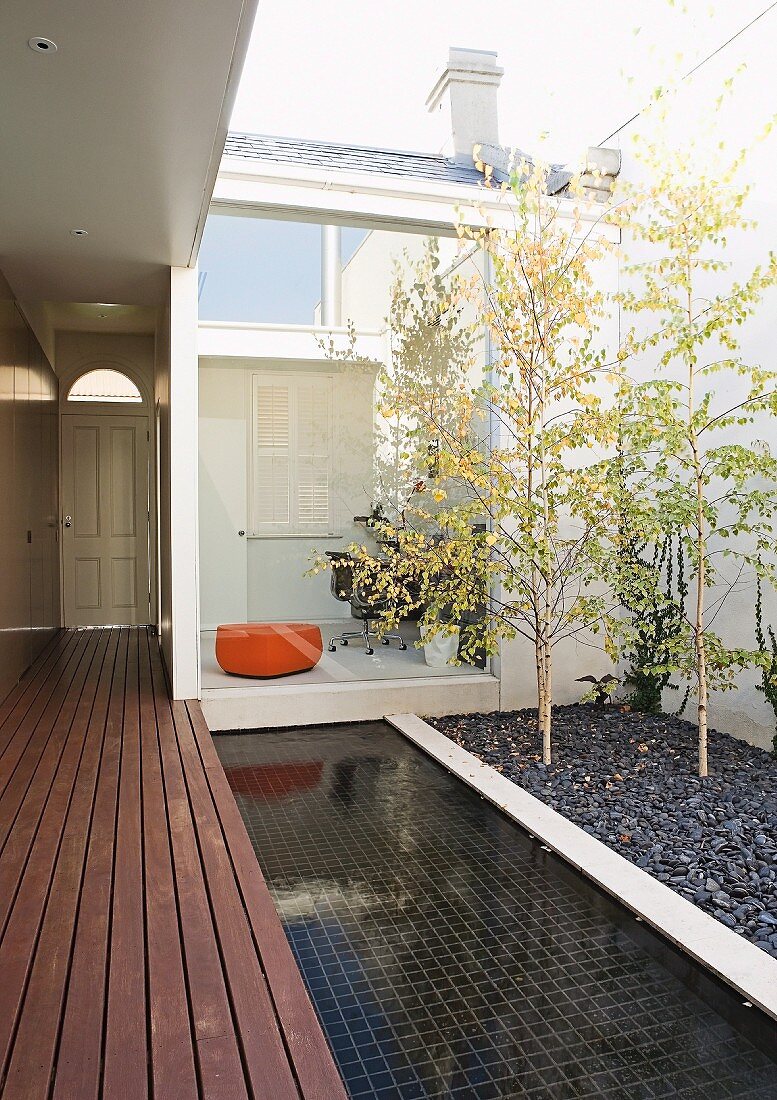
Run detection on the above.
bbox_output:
[61,367,154,626]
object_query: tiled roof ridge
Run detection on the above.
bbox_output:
[226,130,460,166]
[222,132,589,197]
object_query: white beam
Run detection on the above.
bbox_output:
[321,224,342,327]
[168,265,200,698]
[212,158,621,242]
[197,321,386,363]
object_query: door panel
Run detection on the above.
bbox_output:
[73,426,100,537]
[74,557,101,608]
[111,557,137,608]
[110,427,136,536]
[62,413,150,625]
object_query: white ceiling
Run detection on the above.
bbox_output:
[44,301,158,335]
[0,0,258,306]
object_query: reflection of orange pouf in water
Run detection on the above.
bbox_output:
[215,623,323,677]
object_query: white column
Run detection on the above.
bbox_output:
[166,265,200,699]
[320,224,342,327]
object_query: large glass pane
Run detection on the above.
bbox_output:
[198,218,489,686]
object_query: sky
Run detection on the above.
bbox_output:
[230,0,774,163]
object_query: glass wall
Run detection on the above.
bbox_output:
[198,214,367,324]
[198,216,489,686]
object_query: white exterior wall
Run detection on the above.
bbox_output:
[613,32,777,750]
[198,354,379,628]
[55,332,155,399]
[340,231,461,329]
[156,267,200,699]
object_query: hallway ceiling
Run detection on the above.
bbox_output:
[0,0,258,306]
[44,302,158,335]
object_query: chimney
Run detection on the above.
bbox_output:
[426,47,503,165]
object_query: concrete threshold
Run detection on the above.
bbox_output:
[386,712,777,1023]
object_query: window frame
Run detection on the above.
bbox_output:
[66,368,143,404]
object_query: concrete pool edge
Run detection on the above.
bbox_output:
[385,712,777,1023]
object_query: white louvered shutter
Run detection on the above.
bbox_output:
[253,380,290,527]
[251,374,333,533]
[296,380,331,529]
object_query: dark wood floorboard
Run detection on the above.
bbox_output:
[0,628,346,1100]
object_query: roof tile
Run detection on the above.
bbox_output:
[224,133,486,187]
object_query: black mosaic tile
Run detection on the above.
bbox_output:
[216,722,777,1100]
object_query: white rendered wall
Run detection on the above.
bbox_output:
[614,29,777,750]
[340,230,461,330]
[156,267,200,698]
[56,332,155,398]
[198,354,379,628]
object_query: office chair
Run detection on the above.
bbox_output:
[326,551,407,655]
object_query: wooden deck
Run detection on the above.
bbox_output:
[0,627,346,1100]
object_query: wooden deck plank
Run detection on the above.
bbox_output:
[2,629,119,1100]
[171,696,302,1100]
[0,629,345,1100]
[140,630,199,1100]
[0,630,104,939]
[103,629,149,1100]
[0,628,64,712]
[0,630,75,754]
[0,628,70,725]
[0,628,110,1083]
[52,629,129,1100]
[0,630,90,809]
[186,701,348,1100]
[150,644,249,1099]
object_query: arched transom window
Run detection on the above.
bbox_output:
[67,368,142,404]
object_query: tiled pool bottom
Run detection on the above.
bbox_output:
[216,722,777,1099]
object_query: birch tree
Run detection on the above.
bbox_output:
[618,127,777,776]
[355,164,624,764]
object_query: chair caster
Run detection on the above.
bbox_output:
[381,638,390,646]
[340,639,348,646]
[399,643,407,651]
[328,644,336,652]
[365,647,374,655]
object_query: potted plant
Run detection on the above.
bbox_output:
[420,605,460,668]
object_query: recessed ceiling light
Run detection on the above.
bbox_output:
[28,37,57,53]
[70,228,88,238]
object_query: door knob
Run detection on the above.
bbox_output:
[64,515,72,528]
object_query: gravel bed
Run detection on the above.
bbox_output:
[431,706,777,958]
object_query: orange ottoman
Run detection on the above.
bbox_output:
[215,623,323,678]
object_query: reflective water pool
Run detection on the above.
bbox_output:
[216,722,777,1099]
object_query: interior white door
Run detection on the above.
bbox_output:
[62,413,151,626]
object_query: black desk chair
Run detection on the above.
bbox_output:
[326,551,407,656]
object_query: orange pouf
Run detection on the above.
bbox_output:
[215,623,323,678]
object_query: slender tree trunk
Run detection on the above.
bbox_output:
[689,437,709,776]
[535,628,552,765]
[695,509,708,777]
[535,634,548,761]
[543,638,552,765]
[537,343,553,766]
[686,261,708,777]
